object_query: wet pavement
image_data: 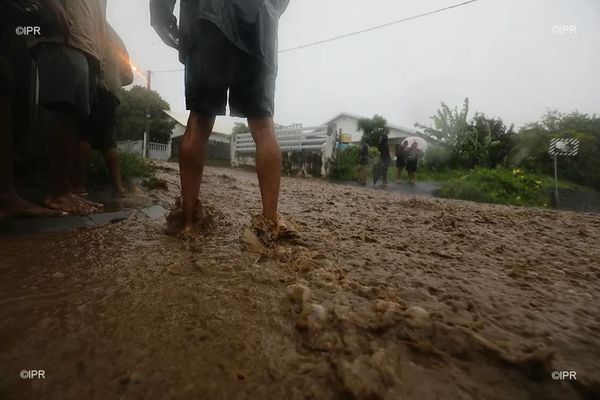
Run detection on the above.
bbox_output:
[0,192,167,236]
[341,180,442,198]
[1,163,599,399]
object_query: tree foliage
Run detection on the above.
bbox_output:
[419,98,515,170]
[511,111,600,190]
[357,115,389,147]
[115,86,175,144]
[232,122,250,136]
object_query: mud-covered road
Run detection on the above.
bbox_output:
[1,164,600,400]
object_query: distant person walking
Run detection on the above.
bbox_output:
[150,0,290,237]
[374,132,391,187]
[406,142,421,184]
[395,142,408,182]
[357,141,369,185]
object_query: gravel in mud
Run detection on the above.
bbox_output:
[1,164,599,400]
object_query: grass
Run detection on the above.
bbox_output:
[394,168,463,182]
[435,167,594,208]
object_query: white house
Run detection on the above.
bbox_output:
[163,110,237,162]
[324,112,433,146]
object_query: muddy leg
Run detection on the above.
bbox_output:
[104,147,125,196]
[179,112,215,233]
[51,112,78,198]
[0,94,60,218]
[44,112,102,215]
[248,117,281,224]
[382,163,389,186]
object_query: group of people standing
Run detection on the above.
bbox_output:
[1,0,133,217]
[357,133,421,187]
[395,140,420,184]
[2,0,292,239]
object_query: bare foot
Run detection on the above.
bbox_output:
[71,185,88,196]
[0,195,64,218]
[77,195,104,211]
[250,213,299,245]
[177,224,199,239]
[44,193,103,215]
[271,214,299,240]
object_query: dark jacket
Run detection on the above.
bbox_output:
[359,143,369,165]
[150,0,290,70]
[378,134,391,164]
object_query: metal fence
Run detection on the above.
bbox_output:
[233,124,332,154]
[231,124,338,177]
[117,140,171,161]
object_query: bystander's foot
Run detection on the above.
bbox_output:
[44,193,103,215]
[71,185,88,196]
[0,195,64,218]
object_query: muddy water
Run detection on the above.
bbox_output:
[1,164,600,400]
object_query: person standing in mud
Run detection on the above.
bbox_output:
[71,24,134,198]
[357,140,369,185]
[28,0,107,215]
[376,132,391,188]
[395,141,408,182]
[0,0,68,218]
[406,141,421,184]
[150,0,291,237]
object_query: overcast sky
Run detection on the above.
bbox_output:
[107,0,600,129]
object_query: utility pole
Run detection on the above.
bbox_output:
[553,153,559,208]
[143,70,152,158]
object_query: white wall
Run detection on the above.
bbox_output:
[330,115,411,143]
[333,115,362,142]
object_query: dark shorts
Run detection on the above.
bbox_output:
[34,44,98,117]
[86,87,119,151]
[407,159,418,173]
[184,20,276,118]
[381,156,391,168]
[396,157,406,168]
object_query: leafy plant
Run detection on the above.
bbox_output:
[510,111,600,191]
[438,168,552,207]
[329,145,378,181]
[357,115,390,147]
[86,151,155,189]
[418,99,515,170]
[115,86,176,144]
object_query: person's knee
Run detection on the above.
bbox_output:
[187,112,214,133]
[248,117,274,139]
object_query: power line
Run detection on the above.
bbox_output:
[279,0,479,54]
[146,0,479,74]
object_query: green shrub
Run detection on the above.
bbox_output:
[423,145,453,171]
[438,168,550,207]
[510,112,600,191]
[87,151,155,189]
[330,145,378,181]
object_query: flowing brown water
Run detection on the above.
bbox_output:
[1,164,599,399]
